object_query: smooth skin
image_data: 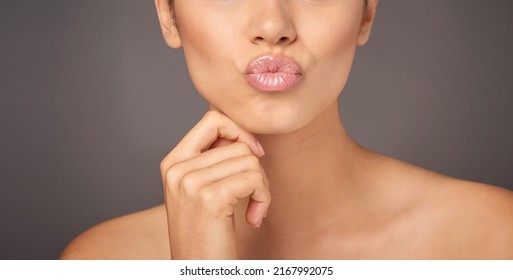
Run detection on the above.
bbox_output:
[60,0,513,259]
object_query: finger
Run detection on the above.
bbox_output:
[176,153,265,195]
[201,170,271,228]
[209,138,236,150]
[165,110,264,167]
[161,142,253,187]
[246,197,269,228]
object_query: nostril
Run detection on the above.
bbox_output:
[279,36,295,45]
[253,36,265,43]
[252,36,294,46]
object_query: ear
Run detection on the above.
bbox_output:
[357,0,378,46]
[154,0,182,48]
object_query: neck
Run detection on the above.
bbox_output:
[235,101,365,240]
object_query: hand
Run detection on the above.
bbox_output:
[160,110,271,259]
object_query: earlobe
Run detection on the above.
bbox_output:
[357,0,378,46]
[154,0,182,49]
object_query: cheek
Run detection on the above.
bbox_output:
[300,10,362,104]
[177,14,242,105]
[183,30,228,99]
[309,10,361,73]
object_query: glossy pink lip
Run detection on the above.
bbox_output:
[245,55,303,92]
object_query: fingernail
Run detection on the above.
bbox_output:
[256,217,264,228]
[263,208,268,218]
[256,140,265,157]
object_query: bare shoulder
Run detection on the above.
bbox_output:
[389,155,513,258]
[60,204,170,260]
[366,150,513,258]
[432,178,513,258]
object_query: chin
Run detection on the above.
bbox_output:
[229,108,311,135]
[204,83,336,136]
[244,122,300,135]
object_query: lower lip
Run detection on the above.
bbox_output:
[246,72,303,92]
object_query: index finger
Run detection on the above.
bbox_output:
[164,110,265,167]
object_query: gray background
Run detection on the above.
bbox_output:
[1,1,512,259]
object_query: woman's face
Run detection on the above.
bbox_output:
[156,0,377,134]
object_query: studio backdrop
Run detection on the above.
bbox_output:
[1,0,512,259]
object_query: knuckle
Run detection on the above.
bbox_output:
[243,154,259,167]
[258,186,272,203]
[216,186,230,201]
[199,188,234,216]
[180,173,198,189]
[264,188,272,199]
[164,163,185,188]
[160,158,169,173]
[265,189,272,201]
[262,169,270,186]
[198,188,217,205]
[160,150,178,173]
[247,170,264,183]
[234,142,251,154]
[164,165,182,189]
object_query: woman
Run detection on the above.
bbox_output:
[60,0,513,259]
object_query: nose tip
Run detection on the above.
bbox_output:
[249,3,297,48]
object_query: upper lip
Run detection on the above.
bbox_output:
[246,55,302,75]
